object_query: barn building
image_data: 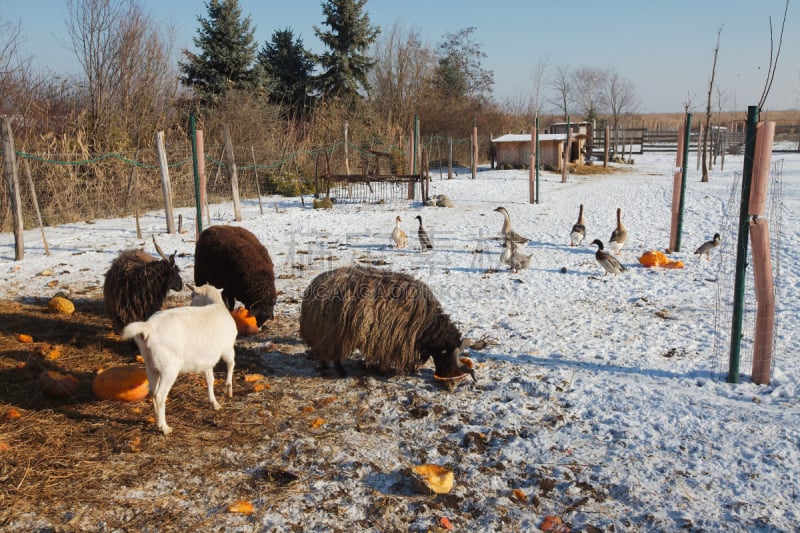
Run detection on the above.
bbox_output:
[492,122,591,171]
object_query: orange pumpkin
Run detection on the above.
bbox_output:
[38,370,80,399]
[92,365,149,402]
[639,250,684,269]
[231,307,259,335]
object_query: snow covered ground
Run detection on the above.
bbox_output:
[2,149,799,531]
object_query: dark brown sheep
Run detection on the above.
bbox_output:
[194,225,276,327]
[300,265,475,381]
[103,237,183,332]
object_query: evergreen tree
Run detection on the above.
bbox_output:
[179,0,258,102]
[257,28,315,116]
[314,0,379,102]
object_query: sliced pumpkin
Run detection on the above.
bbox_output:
[17,333,33,343]
[38,370,80,399]
[412,464,454,494]
[231,307,259,335]
[639,250,684,269]
[92,365,149,402]
[228,500,255,515]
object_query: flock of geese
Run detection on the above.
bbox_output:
[391,204,720,276]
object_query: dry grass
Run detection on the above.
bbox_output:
[0,293,358,529]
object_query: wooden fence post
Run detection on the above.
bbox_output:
[222,124,242,221]
[471,123,478,179]
[603,125,610,168]
[529,126,536,204]
[1,117,25,260]
[447,136,453,179]
[196,130,209,230]
[251,146,264,216]
[154,131,176,234]
[21,157,49,255]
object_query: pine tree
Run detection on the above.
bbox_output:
[257,28,315,116]
[314,0,379,102]
[179,0,258,102]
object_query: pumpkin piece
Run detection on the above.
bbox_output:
[244,373,265,382]
[540,515,570,533]
[17,334,33,344]
[639,250,668,267]
[4,408,22,421]
[0,442,10,451]
[48,296,75,315]
[228,500,255,515]
[38,370,80,399]
[92,365,149,402]
[512,488,527,502]
[664,260,684,269]
[412,464,455,495]
[231,307,259,335]
[310,417,326,429]
[252,383,267,392]
[439,516,453,530]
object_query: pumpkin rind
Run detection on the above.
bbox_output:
[231,307,259,335]
[38,370,80,399]
[92,365,149,402]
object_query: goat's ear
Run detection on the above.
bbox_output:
[169,251,177,263]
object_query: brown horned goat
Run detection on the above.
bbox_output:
[300,266,475,381]
[194,225,277,327]
[103,236,183,332]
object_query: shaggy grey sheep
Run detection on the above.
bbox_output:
[194,225,277,327]
[103,236,183,332]
[300,266,475,381]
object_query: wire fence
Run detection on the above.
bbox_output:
[0,133,486,232]
[711,159,784,383]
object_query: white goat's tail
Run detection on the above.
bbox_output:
[121,321,149,341]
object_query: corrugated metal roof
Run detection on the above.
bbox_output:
[492,133,567,143]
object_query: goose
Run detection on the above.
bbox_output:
[500,238,532,272]
[392,216,408,248]
[570,204,586,246]
[591,239,627,276]
[415,215,433,251]
[493,206,530,245]
[694,233,720,260]
[608,207,628,255]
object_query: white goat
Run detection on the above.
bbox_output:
[121,284,237,435]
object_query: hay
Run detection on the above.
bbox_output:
[0,295,361,529]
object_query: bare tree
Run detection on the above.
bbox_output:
[701,26,722,183]
[0,16,33,116]
[549,65,571,122]
[66,0,176,150]
[571,66,607,121]
[527,57,549,119]
[368,23,434,131]
[604,71,639,155]
[757,0,789,110]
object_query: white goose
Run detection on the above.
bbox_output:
[608,207,628,255]
[570,204,586,246]
[392,216,408,248]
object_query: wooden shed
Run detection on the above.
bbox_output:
[492,133,571,171]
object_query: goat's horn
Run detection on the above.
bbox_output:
[152,235,169,260]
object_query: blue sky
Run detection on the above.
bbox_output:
[3,0,798,113]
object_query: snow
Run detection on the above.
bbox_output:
[2,150,800,531]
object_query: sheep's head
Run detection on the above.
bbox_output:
[153,236,183,292]
[431,339,476,383]
[249,295,276,327]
